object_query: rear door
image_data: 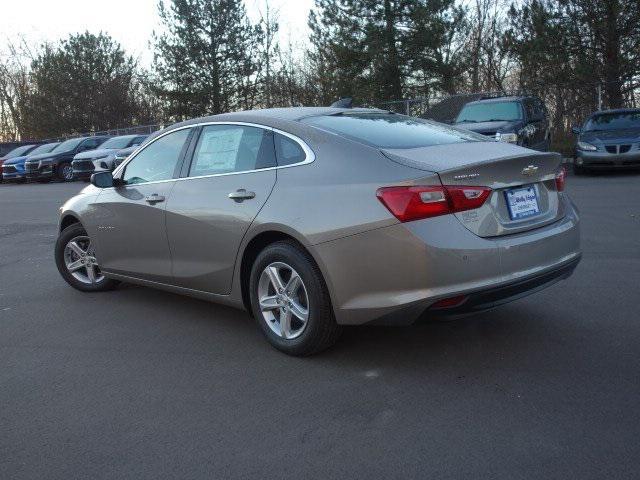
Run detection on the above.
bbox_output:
[165,124,277,294]
[93,127,193,283]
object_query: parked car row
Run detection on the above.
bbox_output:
[1,134,147,183]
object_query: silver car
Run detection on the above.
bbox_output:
[55,108,581,355]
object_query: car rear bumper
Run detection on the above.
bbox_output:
[315,195,581,325]
[577,150,640,169]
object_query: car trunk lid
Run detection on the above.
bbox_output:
[382,141,565,237]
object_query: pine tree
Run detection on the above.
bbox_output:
[152,0,261,119]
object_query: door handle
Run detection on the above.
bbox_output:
[145,194,166,204]
[228,189,256,201]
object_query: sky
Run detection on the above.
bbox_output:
[0,0,315,66]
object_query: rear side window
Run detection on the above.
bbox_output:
[302,113,482,149]
[189,125,275,177]
[274,133,306,166]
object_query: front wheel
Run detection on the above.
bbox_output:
[572,163,585,175]
[249,241,341,356]
[55,223,119,292]
[57,162,74,182]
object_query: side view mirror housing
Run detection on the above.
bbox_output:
[571,126,581,135]
[91,171,115,188]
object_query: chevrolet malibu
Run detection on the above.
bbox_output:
[55,108,581,355]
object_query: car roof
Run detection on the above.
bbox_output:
[464,96,530,106]
[160,107,390,132]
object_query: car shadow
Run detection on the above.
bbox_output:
[109,282,557,370]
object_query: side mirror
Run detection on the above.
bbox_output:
[571,126,581,135]
[91,171,114,188]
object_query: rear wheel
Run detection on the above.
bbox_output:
[249,241,341,356]
[57,162,74,182]
[55,223,119,292]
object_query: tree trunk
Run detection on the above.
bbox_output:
[603,0,623,108]
[383,0,403,101]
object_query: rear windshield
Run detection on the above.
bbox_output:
[301,113,482,149]
[584,112,640,131]
[456,101,523,123]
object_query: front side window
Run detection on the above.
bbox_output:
[189,125,275,177]
[123,128,191,185]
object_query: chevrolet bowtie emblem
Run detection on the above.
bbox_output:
[522,165,539,176]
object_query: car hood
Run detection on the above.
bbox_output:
[580,128,640,144]
[73,148,117,160]
[454,120,521,134]
[3,155,29,166]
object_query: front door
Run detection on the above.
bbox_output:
[93,128,193,283]
[165,124,277,294]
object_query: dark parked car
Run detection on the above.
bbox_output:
[2,142,60,182]
[72,134,148,180]
[454,96,550,151]
[0,144,40,183]
[24,136,110,182]
[572,108,640,174]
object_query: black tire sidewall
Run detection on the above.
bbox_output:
[249,241,340,356]
[55,223,117,292]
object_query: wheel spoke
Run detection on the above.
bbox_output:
[289,300,309,323]
[285,271,301,296]
[266,265,285,291]
[259,295,280,311]
[279,309,292,339]
[66,259,84,272]
[86,264,97,283]
[68,241,85,256]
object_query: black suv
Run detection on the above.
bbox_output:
[24,136,110,182]
[454,96,550,151]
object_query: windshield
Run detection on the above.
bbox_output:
[456,101,523,123]
[301,113,482,149]
[29,143,59,155]
[584,112,640,132]
[5,145,35,158]
[51,138,84,153]
[99,136,133,149]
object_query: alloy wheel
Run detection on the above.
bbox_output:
[257,262,309,339]
[63,235,104,285]
[62,164,74,181]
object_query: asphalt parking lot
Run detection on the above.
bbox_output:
[1,172,639,479]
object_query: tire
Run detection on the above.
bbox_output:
[572,163,585,175]
[55,223,119,292]
[249,241,342,356]
[57,162,73,182]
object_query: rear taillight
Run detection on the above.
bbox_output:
[555,167,566,192]
[376,185,492,222]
